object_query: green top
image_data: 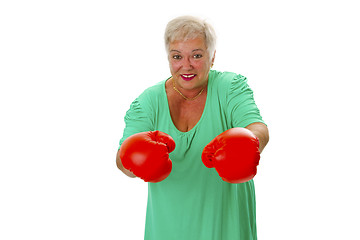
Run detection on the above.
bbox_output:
[119,70,265,240]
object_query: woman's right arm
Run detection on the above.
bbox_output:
[116,149,137,178]
[116,94,154,179]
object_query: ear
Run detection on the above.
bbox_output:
[211,50,216,67]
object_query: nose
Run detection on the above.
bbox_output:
[182,57,193,70]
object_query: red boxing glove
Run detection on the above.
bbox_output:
[202,128,260,183]
[119,131,175,183]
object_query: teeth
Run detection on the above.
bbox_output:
[182,74,195,78]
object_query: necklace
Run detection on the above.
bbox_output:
[172,78,205,101]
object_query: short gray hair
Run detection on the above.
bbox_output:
[164,16,217,59]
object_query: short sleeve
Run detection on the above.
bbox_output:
[118,98,154,148]
[227,74,265,128]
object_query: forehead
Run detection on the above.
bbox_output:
[169,37,207,51]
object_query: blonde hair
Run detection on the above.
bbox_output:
[164,16,217,60]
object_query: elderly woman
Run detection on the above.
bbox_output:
[116,16,269,240]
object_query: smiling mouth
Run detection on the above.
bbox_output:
[181,74,196,81]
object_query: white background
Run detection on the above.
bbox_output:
[1,0,359,239]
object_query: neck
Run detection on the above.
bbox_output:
[172,78,206,101]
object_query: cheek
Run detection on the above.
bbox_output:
[169,61,181,72]
[194,60,210,72]
[196,62,206,69]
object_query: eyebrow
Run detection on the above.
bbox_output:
[170,49,205,53]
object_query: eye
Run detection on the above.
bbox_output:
[194,54,203,59]
[172,55,182,60]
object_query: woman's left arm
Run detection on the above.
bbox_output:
[245,122,269,153]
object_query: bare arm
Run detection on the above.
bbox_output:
[245,122,269,153]
[116,149,137,178]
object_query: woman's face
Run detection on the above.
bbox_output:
[168,37,215,91]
